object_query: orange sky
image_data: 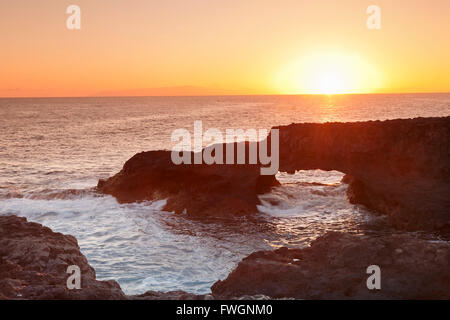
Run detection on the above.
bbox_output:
[0,0,449,97]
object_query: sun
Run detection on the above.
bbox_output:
[275,51,382,95]
[306,55,354,94]
[312,70,347,95]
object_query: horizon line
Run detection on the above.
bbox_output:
[1,91,450,99]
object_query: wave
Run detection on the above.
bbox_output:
[0,195,268,295]
[0,169,374,294]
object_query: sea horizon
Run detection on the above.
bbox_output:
[2,91,450,100]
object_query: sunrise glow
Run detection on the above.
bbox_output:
[275,52,383,94]
[312,71,347,95]
[0,0,449,97]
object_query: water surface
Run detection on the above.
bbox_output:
[1,94,449,294]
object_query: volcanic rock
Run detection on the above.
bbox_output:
[98,117,450,230]
[0,215,207,300]
[274,117,450,231]
[0,215,125,299]
[211,231,450,299]
[97,147,278,218]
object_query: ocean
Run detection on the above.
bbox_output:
[1,94,449,294]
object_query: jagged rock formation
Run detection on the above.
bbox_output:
[274,117,450,231]
[97,148,278,218]
[1,215,449,300]
[0,215,208,300]
[211,231,450,300]
[0,215,125,299]
[132,290,210,300]
[98,116,450,230]
[0,215,262,300]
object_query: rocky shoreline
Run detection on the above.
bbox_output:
[212,232,450,299]
[0,215,125,300]
[0,215,206,300]
[274,117,450,232]
[97,146,278,218]
[2,117,450,299]
[1,215,449,300]
[98,117,450,231]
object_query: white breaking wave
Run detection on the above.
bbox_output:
[0,195,268,295]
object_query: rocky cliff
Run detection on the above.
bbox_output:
[0,215,208,300]
[97,147,278,218]
[2,215,448,300]
[0,215,125,299]
[98,116,450,231]
[212,231,450,300]
[274,116,450,231]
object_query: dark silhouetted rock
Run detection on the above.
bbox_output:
[211,231,450,299]
[2,216,449,300]
[97,147,279,218]
[131,290,210,300]
[0,215,212,300]
[98,117,449,230]
[274,117,450,231]
[0,215,125,299]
